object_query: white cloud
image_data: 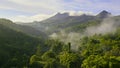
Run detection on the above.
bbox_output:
[9,13,55,23]
[0,0,119,22]
[9,10,95,23]
[60,10,95,16]
[6,0,64,13]
[0,0,119,14]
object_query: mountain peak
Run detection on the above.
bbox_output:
[97,10,111,19]
[50,12,69,19]
[55,12,69,16]
[101,10,109,13]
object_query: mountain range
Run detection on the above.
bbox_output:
[22,10,116,34]
[0,10,120,68]
[1,10,120,36]
[0,18,46,38]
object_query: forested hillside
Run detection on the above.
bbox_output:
[0,23,45,67]
[0,18,46,37]
[28,28,120,68]
[0,11,120,68]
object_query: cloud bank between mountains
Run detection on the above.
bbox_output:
[10,11,94,23]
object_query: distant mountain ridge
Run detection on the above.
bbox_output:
[23,10,114,34]
[0,18,46,38]
[0,21,43,67]
[51,12,69,19]
[40,10,111,24]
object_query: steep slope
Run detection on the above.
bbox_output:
[0,18,46,38]
[0,23,44,67]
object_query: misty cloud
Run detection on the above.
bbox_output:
[60,11,95,16]
[85,18,118,36]
[49,17,120,51]
[10,13,55,23]
[49,30,82,51]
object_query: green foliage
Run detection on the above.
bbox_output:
[0,18,120,68]
[42,51,56,60]
[29,30,120,68]
[59,52,81,68]
[45,39,64,54]
[0,24,43,67]
[80,31,120,68]
[65,20,101,32]
[81,55,120,68]
[30,55,41,65]
[81,55,108,68]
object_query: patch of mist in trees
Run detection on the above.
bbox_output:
[85,18,119,36]
[49,18,119,51]
[49,30,84,51]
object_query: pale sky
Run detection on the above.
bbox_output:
[0,0,120,23]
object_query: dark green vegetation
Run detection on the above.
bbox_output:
[0,11,120,68]
[29,29,120,68]
[0,19,46,67]
[0,18,46,37]
[0,24,38,67]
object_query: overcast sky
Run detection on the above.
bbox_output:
[0,0,120,22]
